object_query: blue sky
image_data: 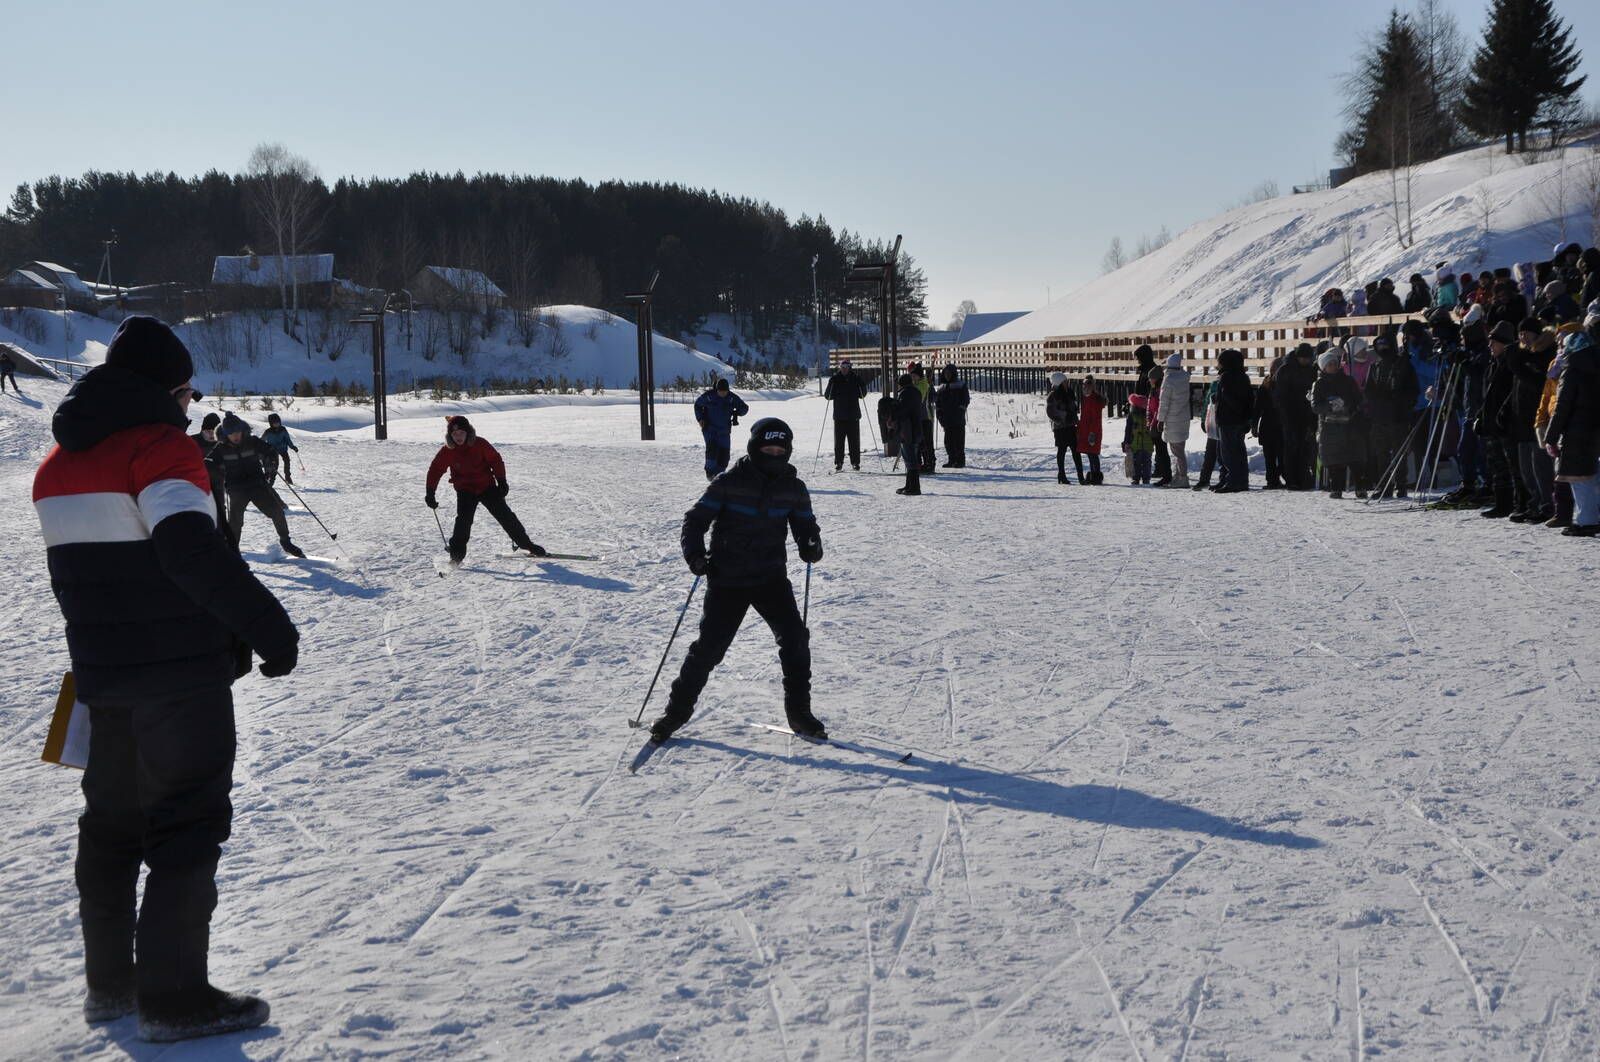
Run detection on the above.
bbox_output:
[5,0,1596,325]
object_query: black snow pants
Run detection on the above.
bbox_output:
[226,484,291,545]
[264,451,292,486]
[832,417,861,470]
[663,578,811,724]
[940,416,966,468]
[78,688,235,1006]
[450,487,536,559]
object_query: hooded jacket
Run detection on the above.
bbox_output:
[1046,383,1079,431]
[1214,350,1253,429]
[32,365,297,702]
[217,412,272,490]
[1310,369,1366,466]
[694,388,749,444]
[681,455,820,587]
[1158,364,1192,441]
[934,369,970,425]
[1502,338,1551,444]
[1547,335,1600,480]
[426,417,508,495]
[823,369,867,422]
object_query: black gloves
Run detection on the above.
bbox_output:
[687,554,710,576]
[798,537,823,564]
[259,643,297,678]
[496,480,510,497]
[425,492,438,509]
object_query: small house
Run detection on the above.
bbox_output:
[407,266,507,310]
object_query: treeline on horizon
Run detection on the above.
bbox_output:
[0,168,929,340]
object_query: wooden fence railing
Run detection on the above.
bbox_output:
[831,312,1427,387]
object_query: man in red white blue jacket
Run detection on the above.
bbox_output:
[33,316,298,1043]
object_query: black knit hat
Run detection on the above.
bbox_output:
[747,417,794,460]
[200,412,221,430]
[104,316,193,391]
[1518,317,1542,335]
[1489,320,1517,344]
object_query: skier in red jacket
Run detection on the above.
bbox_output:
[425,415,546,563]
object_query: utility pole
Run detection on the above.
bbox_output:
[811,254,822,378]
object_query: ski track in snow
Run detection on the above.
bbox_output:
[4,384,1600,1058]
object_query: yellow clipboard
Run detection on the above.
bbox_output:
[41,672,90,770]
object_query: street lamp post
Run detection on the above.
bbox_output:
[811,254,821,379]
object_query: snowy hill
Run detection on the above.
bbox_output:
[0,304,736,395]
[984,141,1600,342]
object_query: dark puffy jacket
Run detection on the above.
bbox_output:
[1486,294,1528,331]
[32,366,297,703]
[1368,289,1405,317]
[694,388,749,444]
[1547,339,1600,480]
[1363,350,1419,425]
[1503,342,1550,444]
[1252,379,1279,437]
[1274,354,1318,429]
[823,370,867,421]
[1404,282,1432,313]
[1045,384,1079,429]
[935,377,970,425]
[190,431,225,493]
[217,414,271,489]
[1477,354,1515,438]
[1310,371,1367,466]
[1215,351,1254,429]
[892,385,924,447]
[426,422,508,495]
[681,456,820,587]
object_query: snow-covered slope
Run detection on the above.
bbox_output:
[0,304,735,394]
[985,142,1600,341]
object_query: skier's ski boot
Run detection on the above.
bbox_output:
[138,986,270,1043]
[524,543,549,557]
[84,985,136,1025]
[279,538,305,559]
[786,711,828,741]
[649,712,689,744]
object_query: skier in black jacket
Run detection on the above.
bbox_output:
[0,348,20,393]
[217,413,303,557]
[934,364,970,467]
[649,418,825,742]
[189,412,230,544]
[32,315,296,1042]
[823,359,868,471]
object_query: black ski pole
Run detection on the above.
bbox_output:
[281,480,337,541]
[629,575,701,729]
[432,507,449,548]
[803,563,811,625]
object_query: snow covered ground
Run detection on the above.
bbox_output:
[3,381,1600,1060]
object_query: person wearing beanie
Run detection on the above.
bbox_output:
[1369,276,1404,318]
[890,372,925,495]
[909,362,938,474]
[1045,371,1082,484]
[1440,314,1490,506]
[32,314,296,1042]
[1212,348,1254,492]
[189,411,230,542]
[694,378,749,481]
[1122,392,1156,484]
[1274,342,1319,489]
[424,415,545,564]
[1404,274,1432,314]
[1434,270,1460,312]
[1363,334,1419,497]
[934,364,970,468]
[259,412,299,487]
[1249,359,1284,489]
[1505,320,1555,524]
[1310,349,1366,498]
[217,414,303,558]
[648,417,826,743]
[822,358,867,472]
[1157,352,1192,487]
[1545,331,1600,536]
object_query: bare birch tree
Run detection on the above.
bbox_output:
[245,143,323,355]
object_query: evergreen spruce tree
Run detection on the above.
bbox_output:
[1341,11,1455,176]
[1460,0,1586,153]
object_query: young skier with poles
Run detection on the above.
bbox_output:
[260,413,299,486]
[217,414,305,558]
[694,378,749,481]
[425,415,546,565]
[645,418,825,744]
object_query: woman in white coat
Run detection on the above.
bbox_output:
[1158,352,1192,486]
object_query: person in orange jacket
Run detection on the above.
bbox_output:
[425,415,545,563]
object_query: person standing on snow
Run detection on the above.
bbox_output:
[648,418,825,742]
[1077,376,1106,484]
[909,362,937,474]
[425,415,546,563]
[1157,352,1192,487]
[33,315,297,1043]
[891,373,924,496]
[1213,348,1254,493]
[260,413,298,486]
[935,364,970,468]
[1045,372,1081,484]
[1310,348,1367,499]
[822,358,868,472]
[694,378,748,481]
[217,414,304,558]
[0,348,20,393]
[1274,343,1319,490]
[189,412,229,541]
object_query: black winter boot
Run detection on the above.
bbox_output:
[649,712,689,743]
[785,709,827,740]
[279,538,305,558]
[85,985,136,1025]
[1480,490,1515,519]
[138,986,269,1043]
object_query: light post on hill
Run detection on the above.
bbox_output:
[811,254,821,379]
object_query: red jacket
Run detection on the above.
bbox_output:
[1077,393,1106,454]
[427,436,507,495]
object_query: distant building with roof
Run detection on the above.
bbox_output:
[407,266,507,309]
[211,252,336,310]
[0,261,100,310]
[955,311,1029,344]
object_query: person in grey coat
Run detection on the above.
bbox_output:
[1310,349,1367,498]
